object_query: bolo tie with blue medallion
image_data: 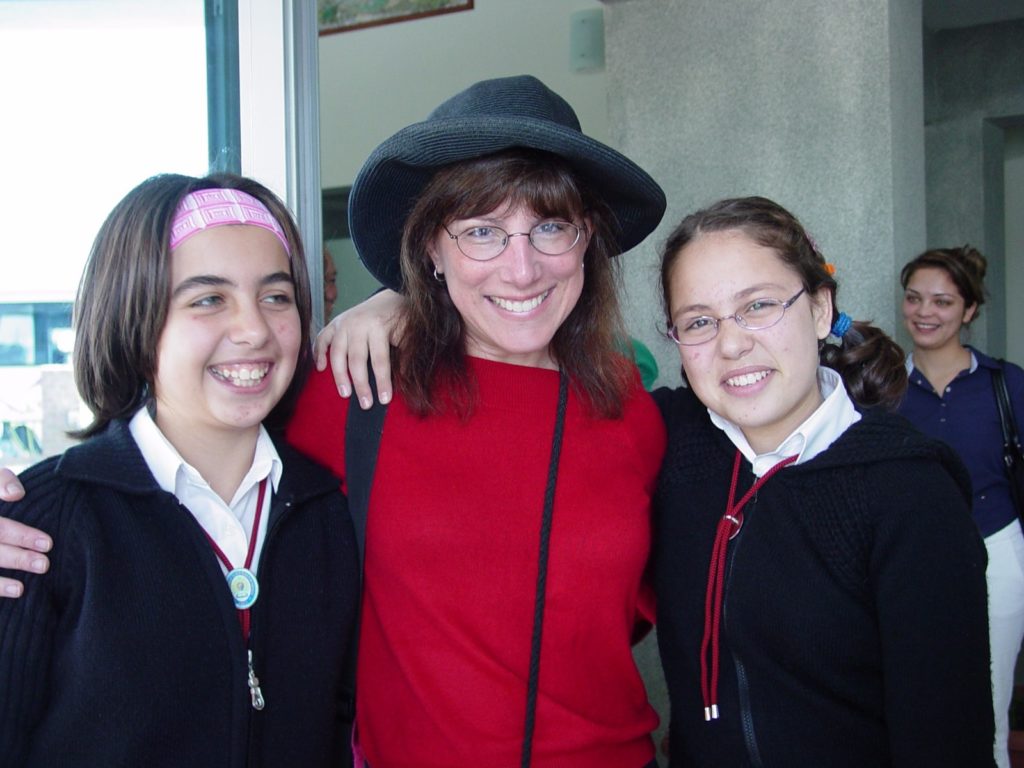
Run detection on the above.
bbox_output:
[201,477,268,710]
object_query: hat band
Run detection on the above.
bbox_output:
[169,188,290,255]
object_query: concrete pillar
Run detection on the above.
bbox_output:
[601,0,926,383]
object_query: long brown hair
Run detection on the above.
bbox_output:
[660,196,907,409]
[396,149,633,419]
[72,173,312,438]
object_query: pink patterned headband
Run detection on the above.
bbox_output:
[169,188,291,255]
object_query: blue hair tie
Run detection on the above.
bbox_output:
[831,312,852,338]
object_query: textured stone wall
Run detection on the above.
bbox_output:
[601,0,926,387]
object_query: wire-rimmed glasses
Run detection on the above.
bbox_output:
[443,220,585,261]
[667,289,806,345]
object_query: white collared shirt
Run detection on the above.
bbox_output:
[129,407,282,573]
[709,366,862,477]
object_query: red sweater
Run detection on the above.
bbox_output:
[286,357,666,768]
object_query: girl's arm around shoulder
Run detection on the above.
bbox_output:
[0,457,77,766]
[0,457,77,578]
[0,465,52,595]
[285,364,350,481]
[868,454,993,766]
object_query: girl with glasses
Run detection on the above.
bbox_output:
[652,195,992,766]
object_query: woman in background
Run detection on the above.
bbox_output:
[898,245,1024,768]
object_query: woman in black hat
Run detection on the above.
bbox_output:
[295,74,668,768]
[0,76,669,768]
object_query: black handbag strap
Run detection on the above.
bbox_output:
[520,370,569,768]
[992,363,1020,454]
[992,360,1024,513]
[345,375,387,573]
[340,370,388,744]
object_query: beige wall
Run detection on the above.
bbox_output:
[318,0,608,188]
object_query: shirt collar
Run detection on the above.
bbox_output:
[905,349,978,376]
[128,406,282,505]
[709,366,861,477]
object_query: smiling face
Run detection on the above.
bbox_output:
[153,224,301,445]
[429,203,588,368]
[668,229,832,453]
[902,266,975,353]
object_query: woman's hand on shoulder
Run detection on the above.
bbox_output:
[313,289,405,410]
[0,467,51,597]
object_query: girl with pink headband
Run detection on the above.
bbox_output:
[0,173,358,766]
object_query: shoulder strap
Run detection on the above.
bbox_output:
[992,361,1024,517]
[344,373,387,572]
[340,370,387,742]
[992,361,1019,450]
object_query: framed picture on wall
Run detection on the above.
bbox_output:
[318,1,473,36]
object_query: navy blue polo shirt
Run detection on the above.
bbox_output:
[897,347,1024,537]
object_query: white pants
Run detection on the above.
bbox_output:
[986,520,1024,768]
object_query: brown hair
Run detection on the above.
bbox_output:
[72,173,312,438]
[660,196,907,409]
[900,245,987,323]
[395,149,633,418]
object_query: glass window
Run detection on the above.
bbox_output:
[0,0,316,471]
[0,304,73,366]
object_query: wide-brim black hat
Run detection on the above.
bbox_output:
[348,75,667,291]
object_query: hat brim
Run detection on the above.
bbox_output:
[348,114,666,291]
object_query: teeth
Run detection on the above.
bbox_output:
[490,290,550,313]
[212,364,270,388]
[726,370,769,387]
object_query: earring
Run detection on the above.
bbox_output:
[433,266,445,283]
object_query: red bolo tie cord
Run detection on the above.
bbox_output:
[204,478,267,642]
[701,450,796,722]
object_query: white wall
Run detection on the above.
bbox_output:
[318,0,608,189]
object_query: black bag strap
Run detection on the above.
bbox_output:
[992,360,1024,513]
[339,370,388,745]
[520,370,569,768]
[345,374,387,572]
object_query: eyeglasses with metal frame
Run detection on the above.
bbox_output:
[443,220,586,261]
[667,288,807,346]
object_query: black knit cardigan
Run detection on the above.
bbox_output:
[652,385,994,768]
